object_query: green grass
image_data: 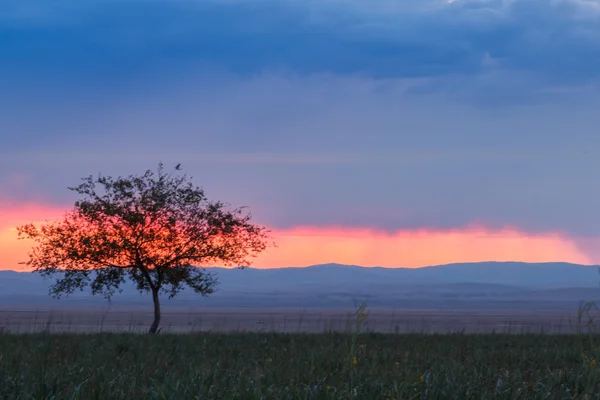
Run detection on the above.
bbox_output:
[1,332,600,399]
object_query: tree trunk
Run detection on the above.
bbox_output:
[149,288,161,334]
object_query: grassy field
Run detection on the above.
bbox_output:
[2,303,600,399]
[3,332,600,398]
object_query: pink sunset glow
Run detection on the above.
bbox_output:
[252,225,595,268]
[0,202,595,271]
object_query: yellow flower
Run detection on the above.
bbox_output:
[352,356,358,366]
[419,375,425,383]
[590,359,596,367]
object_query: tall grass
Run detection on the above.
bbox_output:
[1,302,600,399]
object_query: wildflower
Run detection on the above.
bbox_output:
[590,359,596,367]
[419,375,424,383]
[327,386,331,391]
[352,356,358,366]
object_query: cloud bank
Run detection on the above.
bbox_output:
[3,0,600,101]
[2,0,600,263]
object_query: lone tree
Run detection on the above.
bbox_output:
[17,163,271,333]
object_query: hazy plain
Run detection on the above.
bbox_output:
[0,306,590,334]
[2,262,600,334]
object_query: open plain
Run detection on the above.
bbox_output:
[0,306,592,334]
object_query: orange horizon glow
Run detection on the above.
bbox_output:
[252,225,595,268]
[0,201,68,271]
[0,202,597,271]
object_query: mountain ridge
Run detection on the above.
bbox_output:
[1,261,599,309]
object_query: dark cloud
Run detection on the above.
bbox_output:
[3,0,600,237]
[2,0,600,91]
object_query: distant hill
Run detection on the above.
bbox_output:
[1,262,600,310]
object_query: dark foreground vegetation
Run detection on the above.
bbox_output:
[2,331,600,399]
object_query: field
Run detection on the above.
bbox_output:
[3,331,600,399]
[0,307,587,334]
[2,304,600,399]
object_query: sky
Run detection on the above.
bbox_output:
[2,0,600,269]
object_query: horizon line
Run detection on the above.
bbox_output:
[3,260,599,274]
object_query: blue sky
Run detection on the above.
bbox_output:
[2,0,600,245]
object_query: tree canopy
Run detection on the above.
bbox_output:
[17,163,271,333]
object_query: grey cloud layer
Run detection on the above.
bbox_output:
[2,0,600,237]
[2,75,600,235]
[2,0,600,93]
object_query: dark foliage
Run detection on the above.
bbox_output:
[17,163,271,332]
